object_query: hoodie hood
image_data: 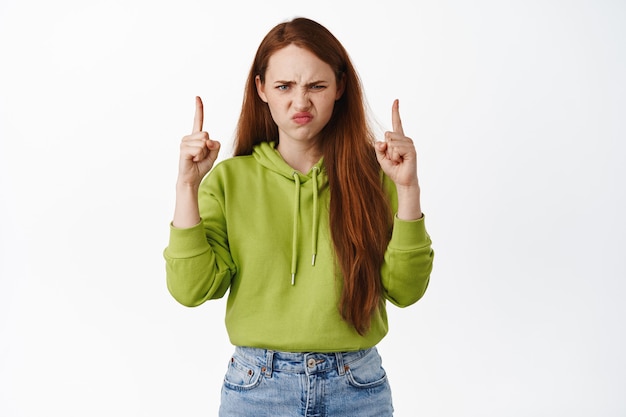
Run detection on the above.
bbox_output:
[252,141,327,285]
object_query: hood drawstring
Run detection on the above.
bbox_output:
[290,172,300,285]
[290,168,320,286]
[311,166,319,267]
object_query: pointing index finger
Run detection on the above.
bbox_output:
[193,96,204,133]
[391,99,404,136]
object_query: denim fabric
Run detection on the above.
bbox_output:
[219,346,394,417]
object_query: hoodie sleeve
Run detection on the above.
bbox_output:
[163,167,236,307]
[380,176,434,307]
[381,215,434,307]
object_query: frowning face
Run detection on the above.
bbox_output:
[256,44,344,149]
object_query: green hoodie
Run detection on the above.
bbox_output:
[164,141,434,352]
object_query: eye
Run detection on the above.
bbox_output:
[276,85,289,91]
[310,85,327,90]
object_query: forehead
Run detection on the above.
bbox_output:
[265,44,335,80]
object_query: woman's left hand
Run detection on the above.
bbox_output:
[375,99,419,188]
[375,99,423,220]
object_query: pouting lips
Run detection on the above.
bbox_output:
[293,112,313,125]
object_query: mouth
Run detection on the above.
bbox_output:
[293,112,313,125]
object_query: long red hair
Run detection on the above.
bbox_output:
[234,18,392,335]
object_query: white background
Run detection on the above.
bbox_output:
[1,0,625,416]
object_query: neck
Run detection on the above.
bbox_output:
[276,141,322,173]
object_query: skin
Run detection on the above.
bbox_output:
[172,45,422,228]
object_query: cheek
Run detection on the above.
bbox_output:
[265,98,289,124]
[266,95,287,112]
[319,96,338,117]
[263,97,279,115]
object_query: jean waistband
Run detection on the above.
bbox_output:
[233,346,375,376]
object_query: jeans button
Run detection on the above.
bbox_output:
[307,358,316,368]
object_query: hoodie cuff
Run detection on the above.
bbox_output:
[165,221,210,259]
[389,214,430,251]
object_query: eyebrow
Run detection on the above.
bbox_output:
[273,80,329,86]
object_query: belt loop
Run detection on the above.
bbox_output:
[335,352,346,376]
[264,350,274,378]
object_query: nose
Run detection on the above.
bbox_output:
[293,88,311,110]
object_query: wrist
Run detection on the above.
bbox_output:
[395,179,420,192]
[176,180,200,193]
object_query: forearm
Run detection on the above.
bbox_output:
[173,182,201,228]
[166,249,230,307]
[164,221,232,306]
[395,184,422,221]
[381,215,434,307]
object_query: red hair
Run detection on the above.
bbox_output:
[234,18,392,335]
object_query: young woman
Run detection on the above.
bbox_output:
[164,17,434,417]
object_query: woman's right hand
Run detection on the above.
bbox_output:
[177,96,221,188]
[172,96,221,228]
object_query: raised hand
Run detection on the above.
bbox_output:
[375,99,422,220]
[375,99,419,188]
[178,96,221,188]
[172,97,221,228]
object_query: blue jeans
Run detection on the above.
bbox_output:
[219,346,394,417]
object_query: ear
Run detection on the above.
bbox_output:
[335,73,346,100]
[255,75,268,103]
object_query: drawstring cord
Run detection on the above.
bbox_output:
[311,167,319,266]
[291,172,300,285]
[290,167,320,286]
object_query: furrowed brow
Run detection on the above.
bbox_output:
[306,80,329,86]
